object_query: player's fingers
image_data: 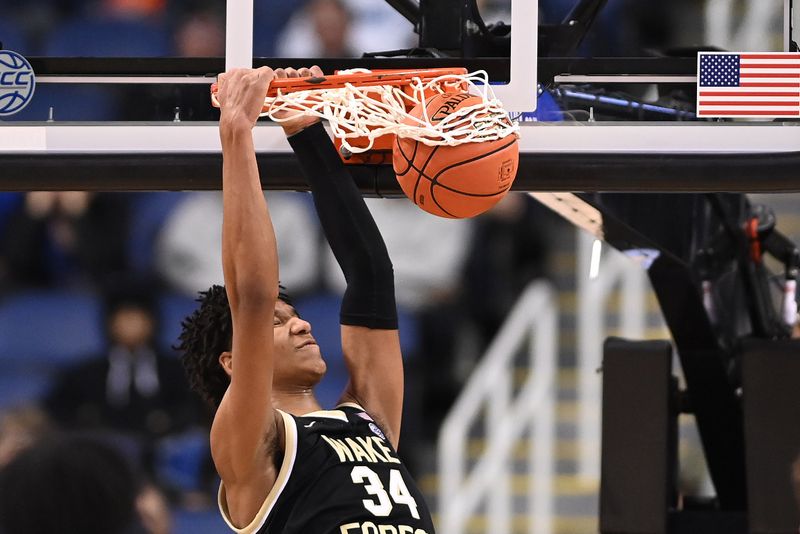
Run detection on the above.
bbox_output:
[274,68,287,79]
[309,65,323,77]
[221,69,247,96]
[297,67,312,78]
[254,66,274,82]
[223,68,248,82]
[216,72,228,90]
[243,71,260,86]
[284,67,299,78]
[215,73,227,104]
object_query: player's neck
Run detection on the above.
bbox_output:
[272,387,322,416]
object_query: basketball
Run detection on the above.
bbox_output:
[392,92,519,219]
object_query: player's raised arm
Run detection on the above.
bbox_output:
[212,68,281,491]
[282,68,404,449]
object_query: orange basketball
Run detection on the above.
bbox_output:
[392,92,518,219]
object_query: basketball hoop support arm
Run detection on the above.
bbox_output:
[384,0,421,27]
[225,0,253,70]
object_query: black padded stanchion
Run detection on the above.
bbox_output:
[600,338,677,534]
[740,338,800,534]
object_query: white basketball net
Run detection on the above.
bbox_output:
[262,70,519,154]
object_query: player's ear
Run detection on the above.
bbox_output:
[219,351,233,376]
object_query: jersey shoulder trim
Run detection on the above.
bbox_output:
[336,401,366,411]
[300,408,348,421]
[217,410,298,533]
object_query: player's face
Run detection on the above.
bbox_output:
[271,299,326,387]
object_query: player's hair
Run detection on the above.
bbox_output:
[177,284,292,409]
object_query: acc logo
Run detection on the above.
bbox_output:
[368,423,386,441]
[0,50,35,116]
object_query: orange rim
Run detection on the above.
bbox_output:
[211,67,468,104]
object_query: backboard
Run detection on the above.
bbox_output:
[0,0,798,192]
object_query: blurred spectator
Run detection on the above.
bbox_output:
[278,0,414,57]
[280,0,355,57]
[0,434,145,534]
[1,192,128,291]
[102,0,165,20]
[310,0,356,57]
[0,405,52,468]
[44,280,199,481]
[0,407,173,533]
[174,5,224,57]
[155,192,320,297]
[704,0,784,52]
[136,482,173,534]
[342,0,416,52]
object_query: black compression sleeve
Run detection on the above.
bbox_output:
[287,122,398,329]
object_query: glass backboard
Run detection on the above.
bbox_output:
[0,0,798,192]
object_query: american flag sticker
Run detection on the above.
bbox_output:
[696,52,800,118]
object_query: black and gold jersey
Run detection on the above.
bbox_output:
[218,403,435,534]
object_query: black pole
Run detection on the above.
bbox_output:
[562,0,609,26]
[383,0,421,28]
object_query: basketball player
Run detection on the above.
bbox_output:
[178,66,435,534]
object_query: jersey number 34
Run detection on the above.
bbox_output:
[351,466,420,520]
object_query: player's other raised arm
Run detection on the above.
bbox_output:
[212,68,280,489]
[284,67,404,448]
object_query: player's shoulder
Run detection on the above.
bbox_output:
[289,403,389,440]
[292,406,352,424]
[332,402,386,431]
[287,404,359,427]
[336,402,391,440]
[336,401,371,417]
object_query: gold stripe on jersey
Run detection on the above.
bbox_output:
[217,410,298,533]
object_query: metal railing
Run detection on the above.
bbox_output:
[576,230,648,481]
[438,281,558,534]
